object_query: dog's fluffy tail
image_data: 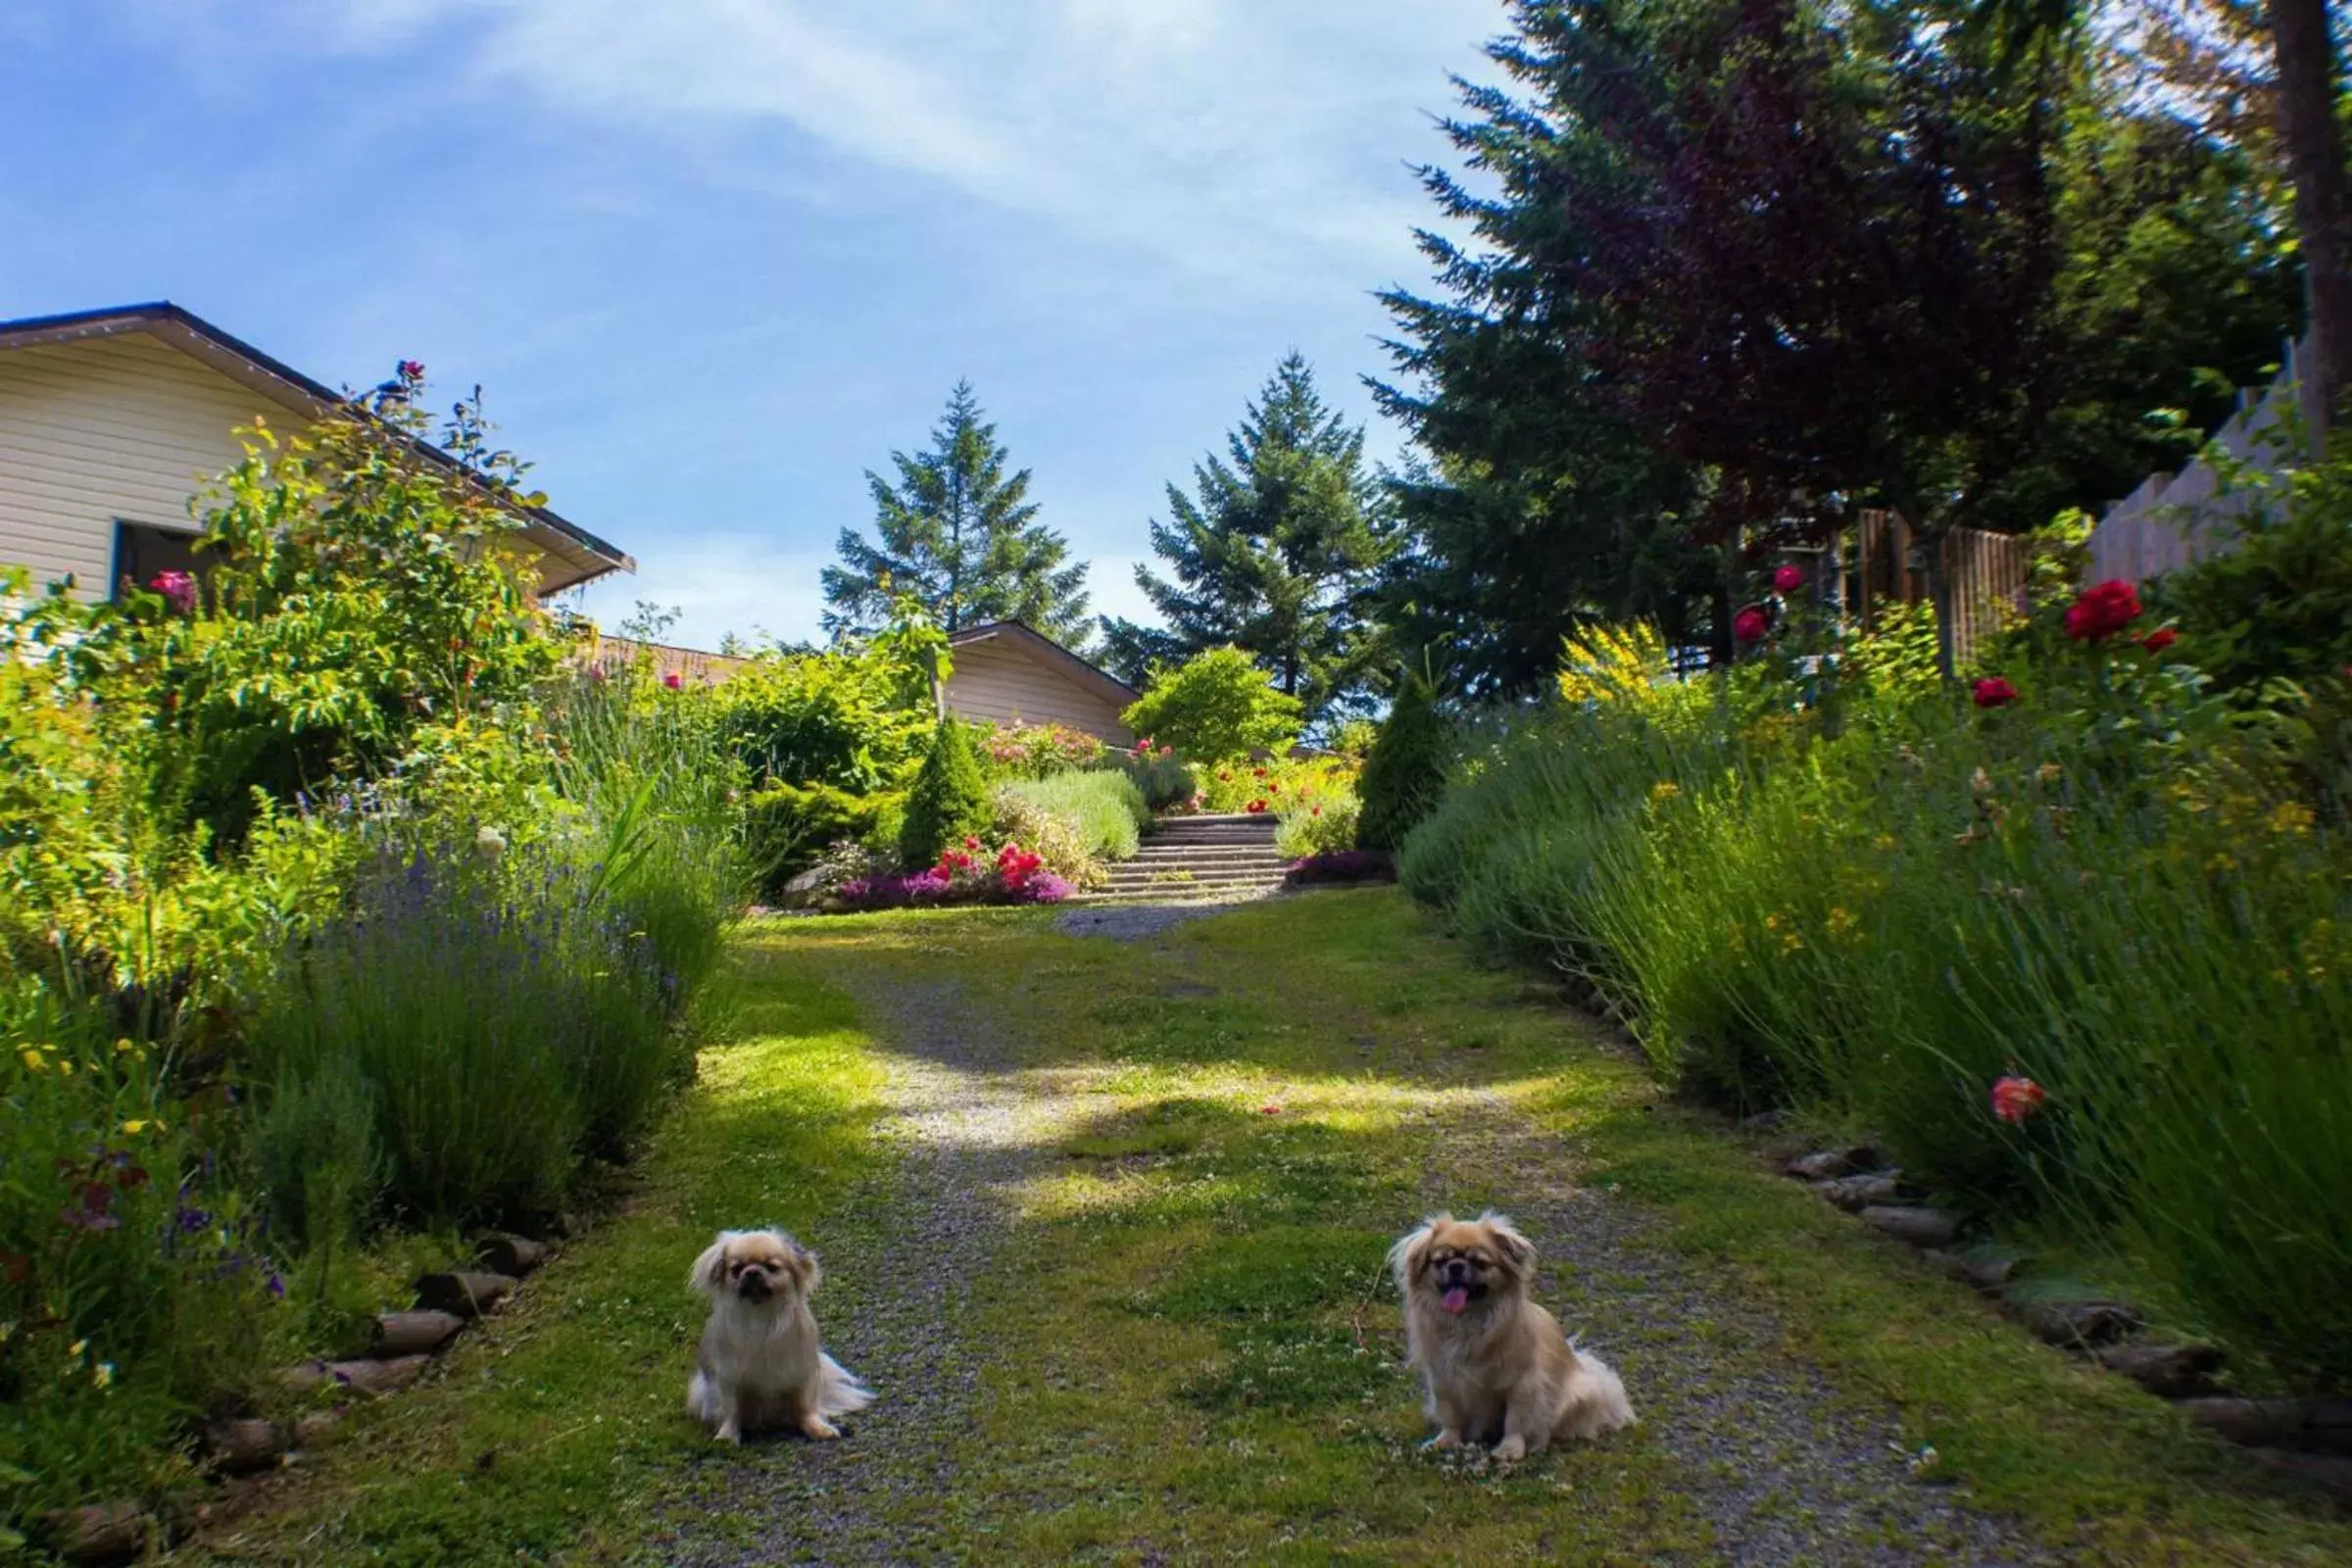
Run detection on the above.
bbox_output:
[815,1351,874,1419]
[1559,1347,1636,1441]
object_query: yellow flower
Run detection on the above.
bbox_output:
[55,1059,73,1077]
[1649,780,1681,804]
[2267,801,2317,837]
[92,1361,115,1391]
[121,1119,148,1137]
[114,1038,135,1054]
[1781,932,1805,954]
[1872,834,1897,852]
[1825,906,1858,937]
[19,1049,45,1073]
[68,1340,86,1358]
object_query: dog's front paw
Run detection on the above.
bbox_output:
[1426,1429,1463,1450]
[800,1414,841,1442]
[713,1419,743,1446]
[1492,1434,1529,1462]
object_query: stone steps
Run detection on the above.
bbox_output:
[1071,812,1289,906]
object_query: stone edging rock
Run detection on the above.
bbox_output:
[1769,1140,2352,1506]
[42,1229,561,1564]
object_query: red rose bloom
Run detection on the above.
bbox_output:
[2063,579,2142,642]
[2139,626,2179,654]
[1733,605,1771,643]
[1990,1075,2045,1125]
[1772,564,1806,594]
[149,569,197,614]
[1972,677,2018,709]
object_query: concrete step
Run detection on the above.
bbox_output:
[1102,868,1286,889]
[1127,846,1288,863]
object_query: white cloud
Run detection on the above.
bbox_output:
[233,0,1491,284]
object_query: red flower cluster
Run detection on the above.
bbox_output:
[662,672,683,690]
[995,842,1044,892]
[1972,677,2018,710]
[2063,579,2142,642]
[2140,626,2179,654]
[1990,1075,2045,1125]
[934,848,978,876]
[150,569,197,614]
[1733,605,1771,643]
[1772,564,1806,594]
[1246,799,1268,814]
[1252,766,1268,779]
[397,359,425,381]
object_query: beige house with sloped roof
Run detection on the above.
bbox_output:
[0,302,633,601]
[593,619,1140,747]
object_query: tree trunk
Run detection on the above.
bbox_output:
[2270,0,2352,444]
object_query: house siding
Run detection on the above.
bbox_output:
[0,332,282,596]
[945,636,1134,745]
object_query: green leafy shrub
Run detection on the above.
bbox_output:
[744,782,895,896]
[1356,666,1454,851]
[1402,601,2352,1390]
[713,650,927,793]
[1121,746,1198,810]
[2154,460,2352,692]
[899,718,992,869]
[1120,646,1303,762]
[998,770,1149,862]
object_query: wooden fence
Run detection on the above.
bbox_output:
[1851,509,2029,667]
[2084,333,2315,586]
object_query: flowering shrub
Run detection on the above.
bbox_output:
[0,369,747,1533]
[978,720,1109,779]
[1402,595,2352,1388]
[2062,578,2142,641]
[1971,676,2018,709]
[834,837,1073,910]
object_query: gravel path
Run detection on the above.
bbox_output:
[646,978,1078,1565]
[649,919,2059,1565]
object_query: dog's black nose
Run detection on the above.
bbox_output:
[737,1273,771,1300]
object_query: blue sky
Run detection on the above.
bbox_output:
[0,0,1499,649]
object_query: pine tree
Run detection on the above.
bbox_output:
[1098,354,1391,725]
[822,382,1092,644]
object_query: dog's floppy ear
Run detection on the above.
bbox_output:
[784,1235,821,1296]
[1478,1211,1537,1273]
[1387,1213,1449,1292]
[688,1233,734,1296]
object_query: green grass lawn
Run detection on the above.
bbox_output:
[183,893,2352,1565]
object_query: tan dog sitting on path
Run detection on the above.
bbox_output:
[686,1228,873,1444]
[1389,1211,1635,1460]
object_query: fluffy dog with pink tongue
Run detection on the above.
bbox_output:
[1390,1211,1635,1460]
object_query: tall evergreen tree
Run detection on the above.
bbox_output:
[821,382,1092,644]
[1379,0,2295,681]
[1099,355,1392,724]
